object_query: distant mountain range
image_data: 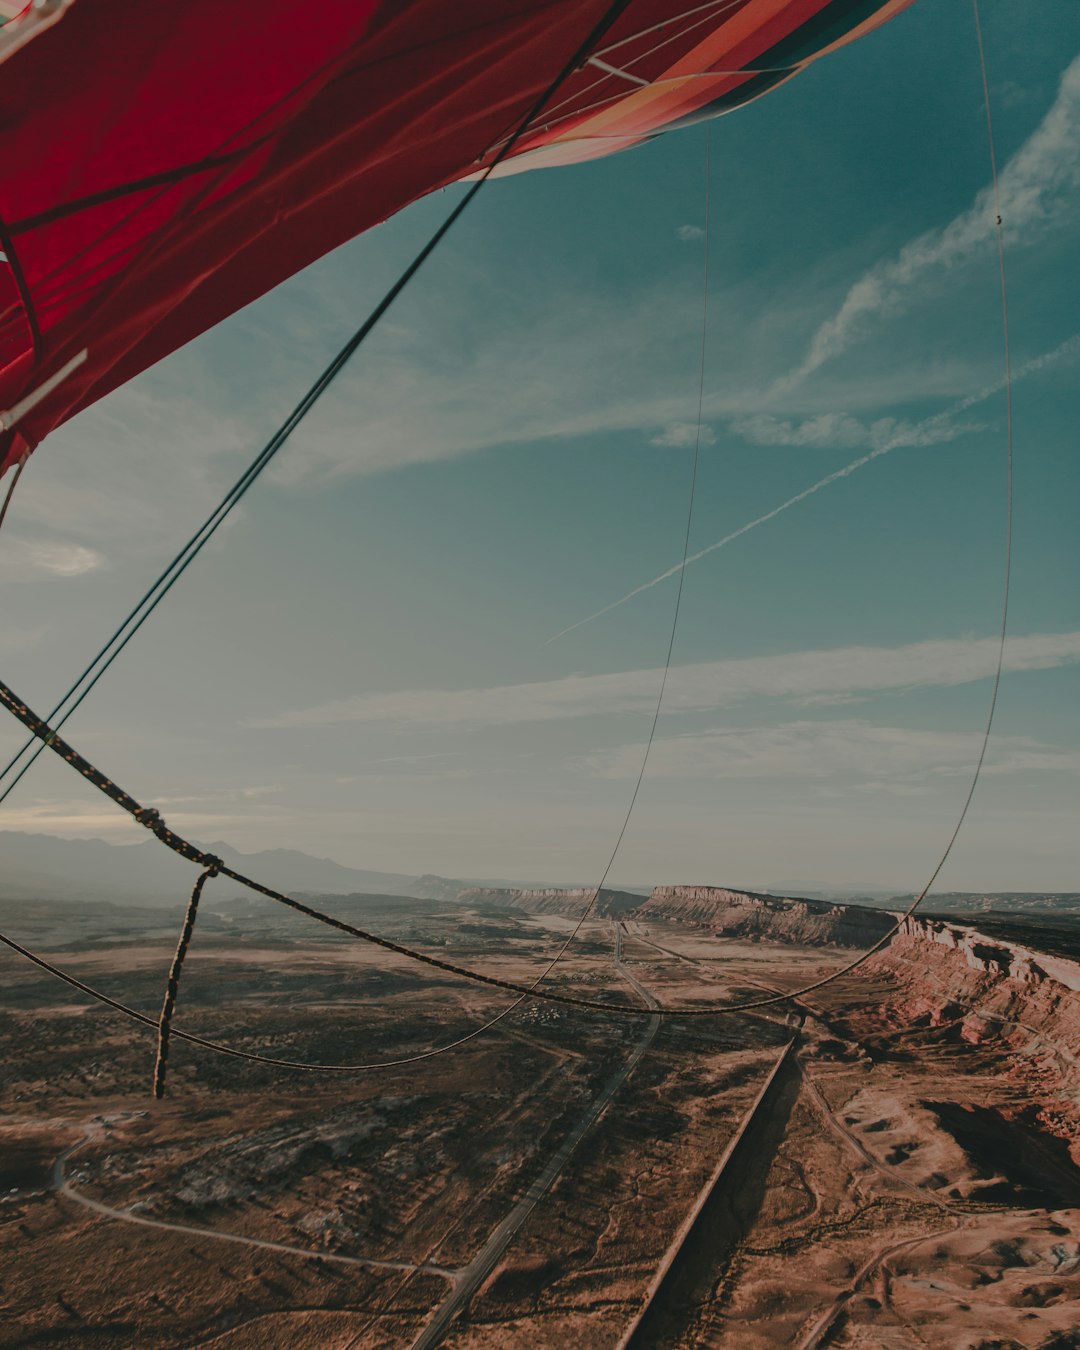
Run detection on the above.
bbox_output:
[2,831,1076,918]
[0,831,575,907]
[0,831,422,905]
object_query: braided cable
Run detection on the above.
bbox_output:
[0,0,636,803]
[153,860,220,1098]
[0,5,1017,1056]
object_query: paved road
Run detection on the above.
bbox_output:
[408,922,660,1350]
[53,1121,454,1280]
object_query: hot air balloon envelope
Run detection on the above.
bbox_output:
[0,0,913,475]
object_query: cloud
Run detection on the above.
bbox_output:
[650,421,716,448]
[235,59,1080,495]
[547,330,1080,642]
[0,801,293,836]
[582,719,1080,784]
[253,631,1080,731]
[2,538,105,579]
[0,802,144,835]
[8,372,256,563]
[779,53,1080,389]
[152,784,285,805]
[730,410,985,452]
[996,79,1039,111]
[677,224,705,241]
[270,279,759,486]
[731,411,871,450]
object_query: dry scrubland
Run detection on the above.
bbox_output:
[0,891,1078,1348]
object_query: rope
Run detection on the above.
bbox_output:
[153,859,221,1098]
[0,925,542,1072]
[0,121,716,1077]
[0,0,635,804]
[509,120,714,993]
[0,118,719,1086]
[0,450,27,533]
[0,9,1017,1049]
[0,677,703,1022]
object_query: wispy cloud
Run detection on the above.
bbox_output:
[548,331,1079,642]
[91,67,1077,518]
[257,259,968,488]
[8,374,256,563]
[582,720,1080,784]
[677,224,705,241]
[271,280,757,486]
[744,331,1079,453]
[151,783,285,806]
[778,53,1080,390]
[253,631,1080,731]
[651,421,715,448]
[0,799,284,836]
[2,538,105,579]
[729,410,984,452]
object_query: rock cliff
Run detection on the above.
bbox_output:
[636,885,896,949]
[896,914,1080,993]
[864,918,1080,1128]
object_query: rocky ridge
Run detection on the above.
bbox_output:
[898,914,1080,993]
[636,884,895,947]
[465,882,895,948]
[857,914,1080,1166]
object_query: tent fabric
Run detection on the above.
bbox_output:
[0,0,913,476]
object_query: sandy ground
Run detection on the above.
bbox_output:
[1,909,1078,1347]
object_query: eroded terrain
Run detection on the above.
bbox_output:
[1,889,1078,1348]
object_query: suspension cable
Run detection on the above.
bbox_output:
[0,4,1016,1055]
[0,0,635,803]
[0,127,717,1072]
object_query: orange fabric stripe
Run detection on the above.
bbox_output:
[541,0,831,145]
[665,0,824,78]
[554,71,752,141]
[520,0,916,162]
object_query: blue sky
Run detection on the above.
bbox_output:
[1,1,1077,893]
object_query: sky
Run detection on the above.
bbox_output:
[1,1,1078,895]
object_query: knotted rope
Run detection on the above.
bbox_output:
[153,857,222,1098]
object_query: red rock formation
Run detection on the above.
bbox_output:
[636,885,895,949]
[868,917,1080,1157]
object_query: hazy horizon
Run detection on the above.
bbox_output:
[2,826,1076,900]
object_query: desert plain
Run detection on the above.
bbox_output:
[1,884,1079,1348]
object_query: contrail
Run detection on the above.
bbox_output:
[547,332,1080,644]
[546,442,894,643]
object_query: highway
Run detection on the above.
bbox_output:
[408,921,660,1349]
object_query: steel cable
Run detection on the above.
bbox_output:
[0,3,1016,1059]
[0,0,636,803]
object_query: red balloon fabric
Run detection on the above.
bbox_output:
[0,0,913,475]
